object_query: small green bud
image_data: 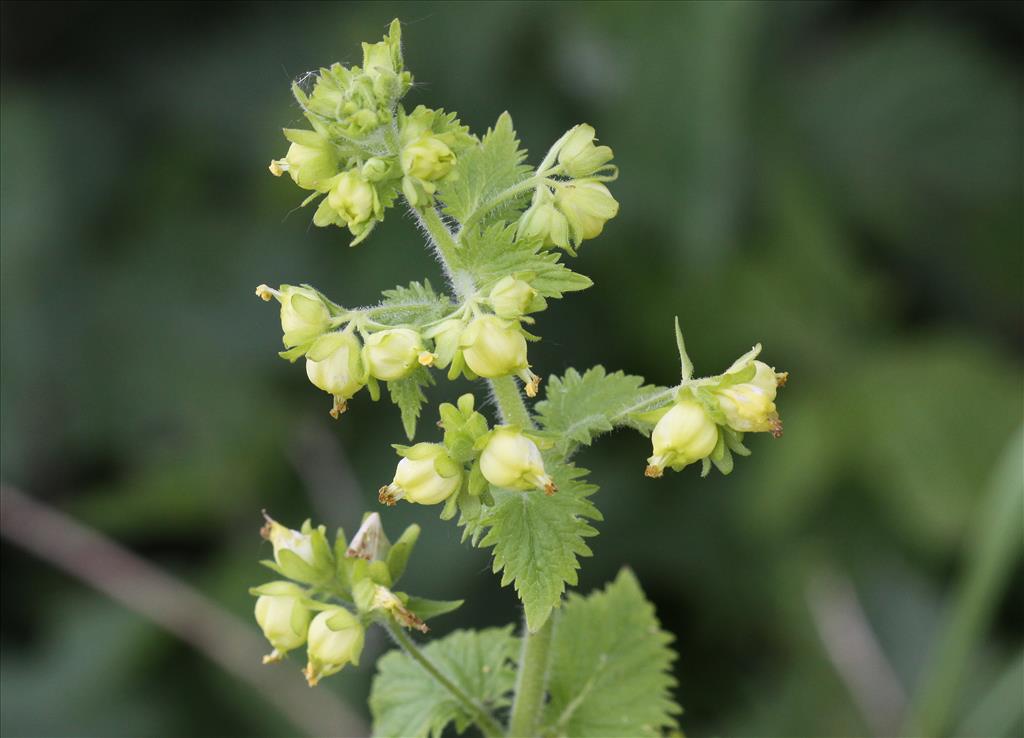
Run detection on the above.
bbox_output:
[715,361,784,437]
[363,328,431,381]
[253,582,311,663]
[401,135,456,182]
[304,332,365,418]
[361,19,413,98]
[517,196,571,251]
[645,399,718,478]
[488,276,537,319]
[361,157,393,182]
[480,427,556,494]
[255,284,332,349]
[326,171,379,227]
[555,180,619,247]
[557,124,614,178]
[303,608,365,686]
[379,443,463,506]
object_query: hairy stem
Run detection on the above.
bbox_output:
[419,200,558,736]
[386,622,505,737]
[507,613,556,737]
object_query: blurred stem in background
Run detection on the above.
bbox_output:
[0,484,367,738]
[904,426,1024,737]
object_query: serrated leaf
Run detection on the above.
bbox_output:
[536,366,649,455]
[543,569,681,737]
[439,111,532,226]
[370,627,518,738]
[478,462,601,632]
[452,222,591,300]
[388,366,434,440]
[372,280,454,328]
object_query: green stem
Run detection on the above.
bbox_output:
[458,170,559,235]
[490,375,535,429]
[507,614,556,737]
[903,427,1024,737]
[419,197,557,737]
[386,622,505,738]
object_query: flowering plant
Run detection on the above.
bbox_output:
[252,20,785,737]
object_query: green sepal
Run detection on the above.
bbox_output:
[369,560,393,588]
[353,578,376,613]
[722,427,751,456]
[674,316,694,381]
[386,524,421,585]
[278,345,308,363]
[368,376,381,401]
[259,559,286,576]
[468,460,486,497]
[402,596,464,621]
[248,581,305,597]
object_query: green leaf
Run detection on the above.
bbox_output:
[452,222,591,300]
[478,462,601,632]
[372,280,453,328]
[536,366,649,455]
[543,569,681,737]
[388,366,434,440]
[369,627,518,738]
[439,111,532,226]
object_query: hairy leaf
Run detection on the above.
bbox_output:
[369,627,518,738]
[388,366,434,440]
[478,462,601,632]
[439,111,532,226]
[452,222,591,299]
[536,366,649,455]
[542,569,681,737]
[372,280,453,327]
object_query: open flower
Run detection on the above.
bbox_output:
[645,399,719,477]
[460,315,540,396]
[380,443,463,506]
[715,361,784,437]
[304,608,365,686]
[304,332,365,418]
[480,428,556,494]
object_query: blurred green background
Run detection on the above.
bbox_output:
[2,1,1022,736]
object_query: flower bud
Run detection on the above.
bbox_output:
[557,124,614,178]
[555,180,619,247]
[363,328,428,381]
[253,582,311,663]
[517,197,571,251]
[260,513,334,583]
[304,332,365,418]
[715,361,783,437]
[304,608,365,686]
[460,315,540,395]
[270,132,339,192]
[380,443,463,506]
[401,135,456,181]
[361,156,392,182]
[489,276,537,319]
[326,171,379,227]
[480,428,556,494]
[256,284,332,349]
[345,511,388,560]
[645,399,719,477]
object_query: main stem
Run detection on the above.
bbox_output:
[386,622,505,738]
[419,204,554,737]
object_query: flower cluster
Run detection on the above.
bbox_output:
[380,393,556,511]
[253,513,439,686]
[268,21,473,244]
[517,124,620,254]
[643,344,787,479]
